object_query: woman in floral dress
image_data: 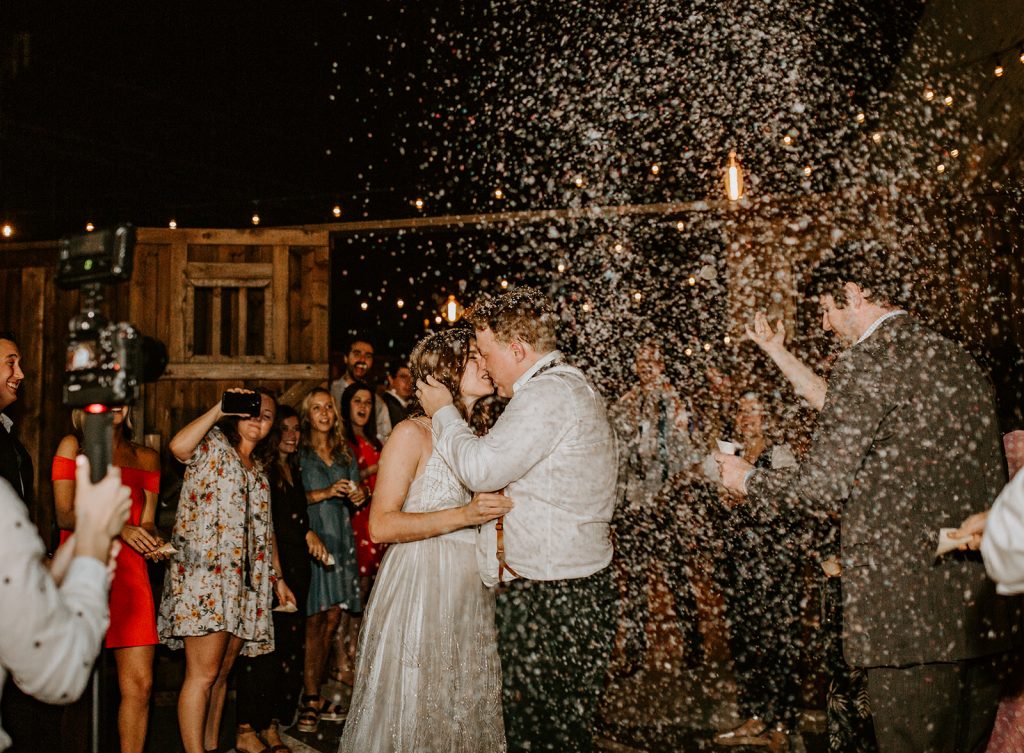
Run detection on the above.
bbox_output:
[158,388,295,753]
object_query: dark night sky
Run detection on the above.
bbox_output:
[1,0,922,240]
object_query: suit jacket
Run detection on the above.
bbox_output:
[748,314,1010,667]
[380,391,409,430]
[0,422,34,509]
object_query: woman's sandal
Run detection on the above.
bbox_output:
[713,717,771,747]
[319,696,347,722]
[295,695,320,733]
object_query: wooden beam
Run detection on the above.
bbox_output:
[161,362,329,380]
[278,379,326,407]
[185,262,273,281]
[137,227,329,246]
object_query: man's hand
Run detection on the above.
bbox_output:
[715,452,754,496]
[745,312,787,355]
[416,375,454,417]
[952,510,988,551]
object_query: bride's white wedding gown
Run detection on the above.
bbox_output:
[339,448,505,753]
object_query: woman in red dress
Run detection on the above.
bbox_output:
[337,381,385,681]
[53,406,164,753]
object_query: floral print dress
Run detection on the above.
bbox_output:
[158,427,275,657]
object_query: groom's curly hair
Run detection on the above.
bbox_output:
[465,286,558,352]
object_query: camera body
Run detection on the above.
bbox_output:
[64,317,150,408]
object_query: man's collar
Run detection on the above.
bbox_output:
[0,413,12,433]
[512,350,562,395]
[854,309,907,346]
[386,389,408,407]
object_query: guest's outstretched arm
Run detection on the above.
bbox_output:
[368,420,513,544]
[746,312,827,411]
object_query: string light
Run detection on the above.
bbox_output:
[650,163,660,175]
[995,66,1005,77]
[943,95,954,106]
[414,198,425,210]
[871,132,883,143]
[434,315,443,324]
[613,243,624,253]
[168,219,178,229]
[703,343,712,351]
[500,279,509,289]
[924,89,935,101]
[855,112,865,123]
[573,175,585,188]
[85,222,95,232]
[251,213,260,226]
[1,223,12,238]
[723,335,732,345]
[442,294,464,323]
[684,347,693,356]
[1019,51,1024,64]
[556,262,566,273]
[937,163,946,173]
[332,205,342,217]
[676,221,685,231]
[724,150,744,201]
[360,301,369,311]
[687,276,697,286]
[950,148,960,158]
[632,291,643,302]
[493,187,504,200]
[581,303,591,312]
[782,134,793,146]
[803,165,813,177]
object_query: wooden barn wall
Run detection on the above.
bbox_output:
[0,227,330,536]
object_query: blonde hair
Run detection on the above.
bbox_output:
[299,387,352,464]
[465,286,557,352]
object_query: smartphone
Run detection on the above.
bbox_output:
[221,391,262,417]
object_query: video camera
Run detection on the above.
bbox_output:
[57,225,167,481]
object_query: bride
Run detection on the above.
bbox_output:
[339,327,512,753]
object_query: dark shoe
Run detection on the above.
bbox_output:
[295,695,320,733]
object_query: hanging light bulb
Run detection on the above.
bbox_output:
[397,298,405,309]
[943,95,954,107]
[724,151,744,201]
[924,88,935,102]
[168,219,178,229]
[1,223,12,238]
[995,65,1005,77]
[493,187,505,200]
[414,197,425,210]
[251,213,260,226]
[360,301,369,311]
[855,112,866,123]
[332,205,342,217]
[442,294,463,323]
[500,279,509,289]
[650,163,660,175]
[85,221,95,232]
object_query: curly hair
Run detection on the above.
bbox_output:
[409,327,475,424]
[465,286,558,352]
[299,387,352,465]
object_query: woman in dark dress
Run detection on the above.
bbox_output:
[234,406,331,753]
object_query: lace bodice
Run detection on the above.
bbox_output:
[403,450,471,515]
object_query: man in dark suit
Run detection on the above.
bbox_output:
[381,362,413,428]
[0,332,32,509]
[717,244,1010,753]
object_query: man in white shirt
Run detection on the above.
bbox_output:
[0,458,131,752]
[330,338,392,442]
[418,287,617,753]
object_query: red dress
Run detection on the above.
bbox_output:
[349,436,385,578]
[53,455,160,648]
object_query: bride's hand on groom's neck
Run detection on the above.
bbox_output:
[416,376,454,417]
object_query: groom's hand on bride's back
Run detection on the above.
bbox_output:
[462,492,514,526]
[416,376,454,416]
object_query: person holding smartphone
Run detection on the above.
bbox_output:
[157,388,294,753]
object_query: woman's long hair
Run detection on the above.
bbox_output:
[340,381,382,452]
[409,327,474,424]
[267,404,300,491]
[216,388,278,468]
[299,387,353,464]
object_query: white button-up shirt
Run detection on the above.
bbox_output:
[432,350,617,587]
[982,466,1024,595]
[0,480,111,751]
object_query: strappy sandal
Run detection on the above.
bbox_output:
[319,696,347,722]
[295,695,320,733]
[714,717,771,747]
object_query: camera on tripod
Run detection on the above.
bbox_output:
[57,225,167,479]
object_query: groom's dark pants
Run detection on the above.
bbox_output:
[495,566,617,753]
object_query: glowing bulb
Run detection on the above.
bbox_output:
[950,148,960,158]
[557,262,566,273]
[924,89,935,101]
[493,187,504,199]
[782,134,793,146]
[855,112,865,123]
[1,224,12,238]
[414,198,425,210]
[688,276,697,286]
[85,222,95,232]
[168,219,178,229]
[943,95,954,106]
[633,291,642,302]
[803,165,813,177]
[676,221,685,231]
[397,298,405,309]
[724,151,744,201]
[703,343,712,351]
[937,163,946,173]
[650,163,660,175]
[871,132,883,143]
[251,213,260,226]
[581,303,591,312]
[613,243,624,253]
[1019,51,1024,64]
[573,175,585,188]
[995,66,1005,77]
[423,318,431,328]
[723,335,732,345]
[434,316,443,324]
[332,205,342,217]
[684,347,693,356]
[360,301,369,311]
[500,279,509,289]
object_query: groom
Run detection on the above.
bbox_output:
[417,287,618,753]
